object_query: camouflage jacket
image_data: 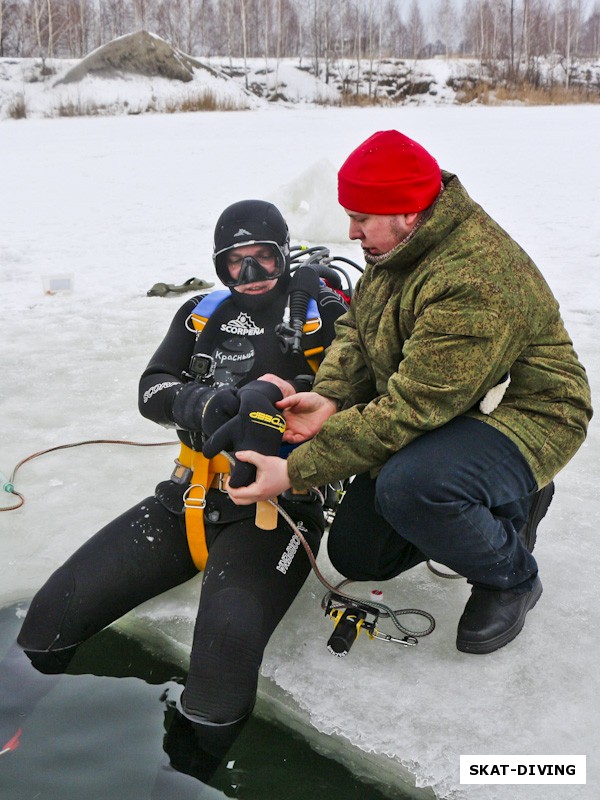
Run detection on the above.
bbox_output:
[287,173,592,490]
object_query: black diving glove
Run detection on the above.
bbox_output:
[170,383,215,431]
[202,380,286,488]
[201,386,241,439]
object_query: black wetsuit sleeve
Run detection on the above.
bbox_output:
[138,297,199,427]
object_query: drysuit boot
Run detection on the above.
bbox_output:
[151,707,251,798]
[163,710,223,782]
[155,706,250,789]
[518,481,554,552]
[456,575,543,654]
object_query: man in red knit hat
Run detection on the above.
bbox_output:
[227,130,592,655]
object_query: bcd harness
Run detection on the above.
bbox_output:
[176,289,326,570]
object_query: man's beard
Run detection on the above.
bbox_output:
[363,245,399,265]
[363,215,425,264]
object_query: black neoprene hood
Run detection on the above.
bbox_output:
[213,199,290,285]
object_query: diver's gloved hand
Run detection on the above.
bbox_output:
[202,380,286,487]
[170,384,216,431]
[201,387,240,439]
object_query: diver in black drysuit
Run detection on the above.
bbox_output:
[4,200,347,787]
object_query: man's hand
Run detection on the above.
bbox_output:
[277,393,339,443]
[226,453,292,505]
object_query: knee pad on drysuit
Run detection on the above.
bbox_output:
[18,585,81,675]
[182,587,264,725]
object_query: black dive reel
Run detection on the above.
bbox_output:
[276,245,362,356]
[325,594,383,657]
[324,592,424,657]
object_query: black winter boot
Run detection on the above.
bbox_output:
[456,576,543,654]
[519,482,554,552]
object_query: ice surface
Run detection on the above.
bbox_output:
[1,96,599,799]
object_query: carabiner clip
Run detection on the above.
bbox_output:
[372,630,419,647]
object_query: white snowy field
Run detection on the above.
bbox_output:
[1,103,599,799]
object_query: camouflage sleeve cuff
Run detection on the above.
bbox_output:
[287,444,322,491]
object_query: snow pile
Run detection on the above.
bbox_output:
[1,104,599,799]
[56,30,204,84]
[268,159,350,244]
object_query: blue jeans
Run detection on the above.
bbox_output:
[328,417,539,591]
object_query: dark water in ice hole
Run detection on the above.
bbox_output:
[0,602,411,800]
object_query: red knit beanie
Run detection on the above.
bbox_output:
[338,130,442,214]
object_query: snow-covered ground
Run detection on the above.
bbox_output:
[1,95,599,799]
[4,49,598,121]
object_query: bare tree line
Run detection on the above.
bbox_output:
[1,0,599,83]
